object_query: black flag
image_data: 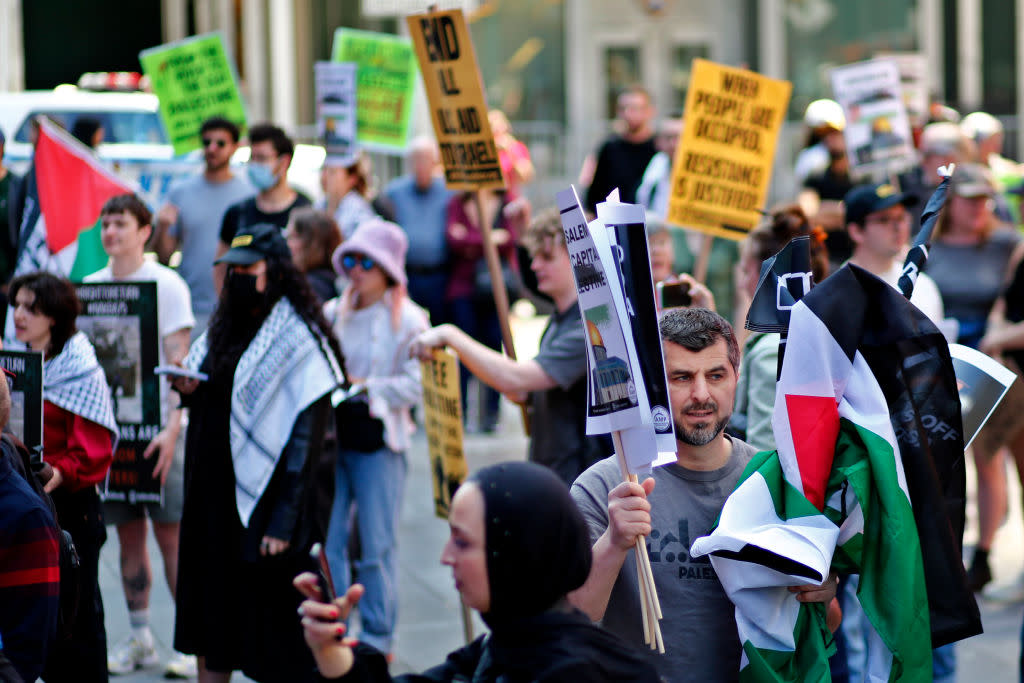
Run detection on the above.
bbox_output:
[898,167,954,299]
[745,235,813,333]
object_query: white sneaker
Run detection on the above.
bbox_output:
[164,651,198,679]
[108,635,160,675]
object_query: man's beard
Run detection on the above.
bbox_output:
[674,401,730,447]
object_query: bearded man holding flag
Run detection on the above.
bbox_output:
[689,169,982,681]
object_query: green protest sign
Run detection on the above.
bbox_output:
[139,33,248,156]
[332,28,416,153]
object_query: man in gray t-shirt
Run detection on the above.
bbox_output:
[153,117,254,332]
[570,308,836,681]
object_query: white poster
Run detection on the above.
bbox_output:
[830,59,915,173]
[314,61,358,163]
[877,52,930,127]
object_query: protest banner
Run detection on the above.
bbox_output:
[949,344,1017,449]
[558,186,664,651]
[877,52,930,127]
[419,348,467,519]
[314,61,358,163]
[831,58,915,175]
[139,32,247,156]
[596,197,677,459]
[667,59,791,242]
[332,28,417,154]
[76,282,161,503]
[0,351,43,457]
[406,8,506,190]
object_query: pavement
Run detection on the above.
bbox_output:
[96,310,1024,681]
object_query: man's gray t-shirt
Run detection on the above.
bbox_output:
[571,436,757,682]
[166,173,254,317]
[530,303,611,485]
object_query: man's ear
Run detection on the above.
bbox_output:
[846,222,863,246]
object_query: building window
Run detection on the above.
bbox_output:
[670,44,709,115]
[604,46,642,119]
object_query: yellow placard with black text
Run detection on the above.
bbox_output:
[406,8,506,190]
[419,348,467,519]
[667,59,792,240]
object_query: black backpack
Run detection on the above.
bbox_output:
[0,433,80,641]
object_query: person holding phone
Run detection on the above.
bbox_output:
[646,219,715,313]
[170,224,344,683]
[9,272,118,682]
[295,462,659,682]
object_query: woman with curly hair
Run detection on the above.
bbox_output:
[171,224,345,683]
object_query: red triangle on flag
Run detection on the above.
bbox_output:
[34,119,135,254]
[784,394,840,511]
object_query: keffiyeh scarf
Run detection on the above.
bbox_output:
[185,298,344,526]
[44,331,119,438]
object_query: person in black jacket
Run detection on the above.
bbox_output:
[295,461,659,682]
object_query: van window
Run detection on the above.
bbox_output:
[14,110,168,145]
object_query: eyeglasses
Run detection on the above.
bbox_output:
[202,137,227,148]
[342,254,376,271]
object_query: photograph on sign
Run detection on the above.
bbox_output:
[557,187,643,433]
[420,349,467,518]
[139,32,248,156]
[315,61,358,162]
[77,282,162,504]
[596,198,676,454]
[667,59,792,241]
[332,28,417,154]
[949,343,1017,449]
[877,52,930,126]
[830,59,915,172]
[0,351,43,456]
[407,8,506,190]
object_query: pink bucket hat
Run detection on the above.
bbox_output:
[332,218,408,287]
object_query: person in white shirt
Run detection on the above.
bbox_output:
[86,194,197,678]
[844,183,946,325]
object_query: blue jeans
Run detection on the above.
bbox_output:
[407,271,449,327]
[325,446,407,653]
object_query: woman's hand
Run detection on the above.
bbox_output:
[665,273,716,311]
[789,572,839,605]
[42,465,63,494]
[294,573,365,679]
[143,427,179,485]
[260,536,290,556]
[169,374,200,396]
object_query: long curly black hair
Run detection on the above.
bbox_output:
[206,251,345,378]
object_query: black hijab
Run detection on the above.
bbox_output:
[470,461,591,627]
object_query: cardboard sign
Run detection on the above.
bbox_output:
[0,351,43,458]
[949,344,1017,449]
[596,198,677,458]
[139,33,248,156]
[831,59,915,173]
[667,59,791,241]
[76,282,162,504]
[407,8,506,190]
[314,61,358,163]
[332,28,417,154]
[420,349,467,518]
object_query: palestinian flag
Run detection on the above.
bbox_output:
[692,264,981,682]
[12,117,134,282]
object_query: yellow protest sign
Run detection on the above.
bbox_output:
[667,59,792,241]
[420,349,467,518]
[406,8,506,190]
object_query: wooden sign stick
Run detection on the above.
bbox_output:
[693,234,714,285]
[473,190,531,433]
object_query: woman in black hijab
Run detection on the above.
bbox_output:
[295,461,659,682]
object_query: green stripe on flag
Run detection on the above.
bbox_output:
[69,219,108,282]
[741,602,834,683]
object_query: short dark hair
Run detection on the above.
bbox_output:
[101,193,152,228]
[248,122,293,158]
[200,116,240,143]
[659,307,740,371]
[9,272,81,358]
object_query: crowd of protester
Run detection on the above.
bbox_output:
[0,83,1023,683]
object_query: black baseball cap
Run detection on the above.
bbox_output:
[843,183,918,227]
[214,223,290,265]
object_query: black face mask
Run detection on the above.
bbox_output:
[227,270,265,310]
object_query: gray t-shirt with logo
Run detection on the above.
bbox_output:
[571,436,757,682]
[166,173,254,317]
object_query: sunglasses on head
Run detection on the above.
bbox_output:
[202,137,227,148]
[342,254,376,271]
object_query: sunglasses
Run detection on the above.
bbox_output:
[342,254,376,271]
[202,137,227,148]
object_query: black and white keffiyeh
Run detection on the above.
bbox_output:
[44,331,119,438]
[185,298,345,526]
